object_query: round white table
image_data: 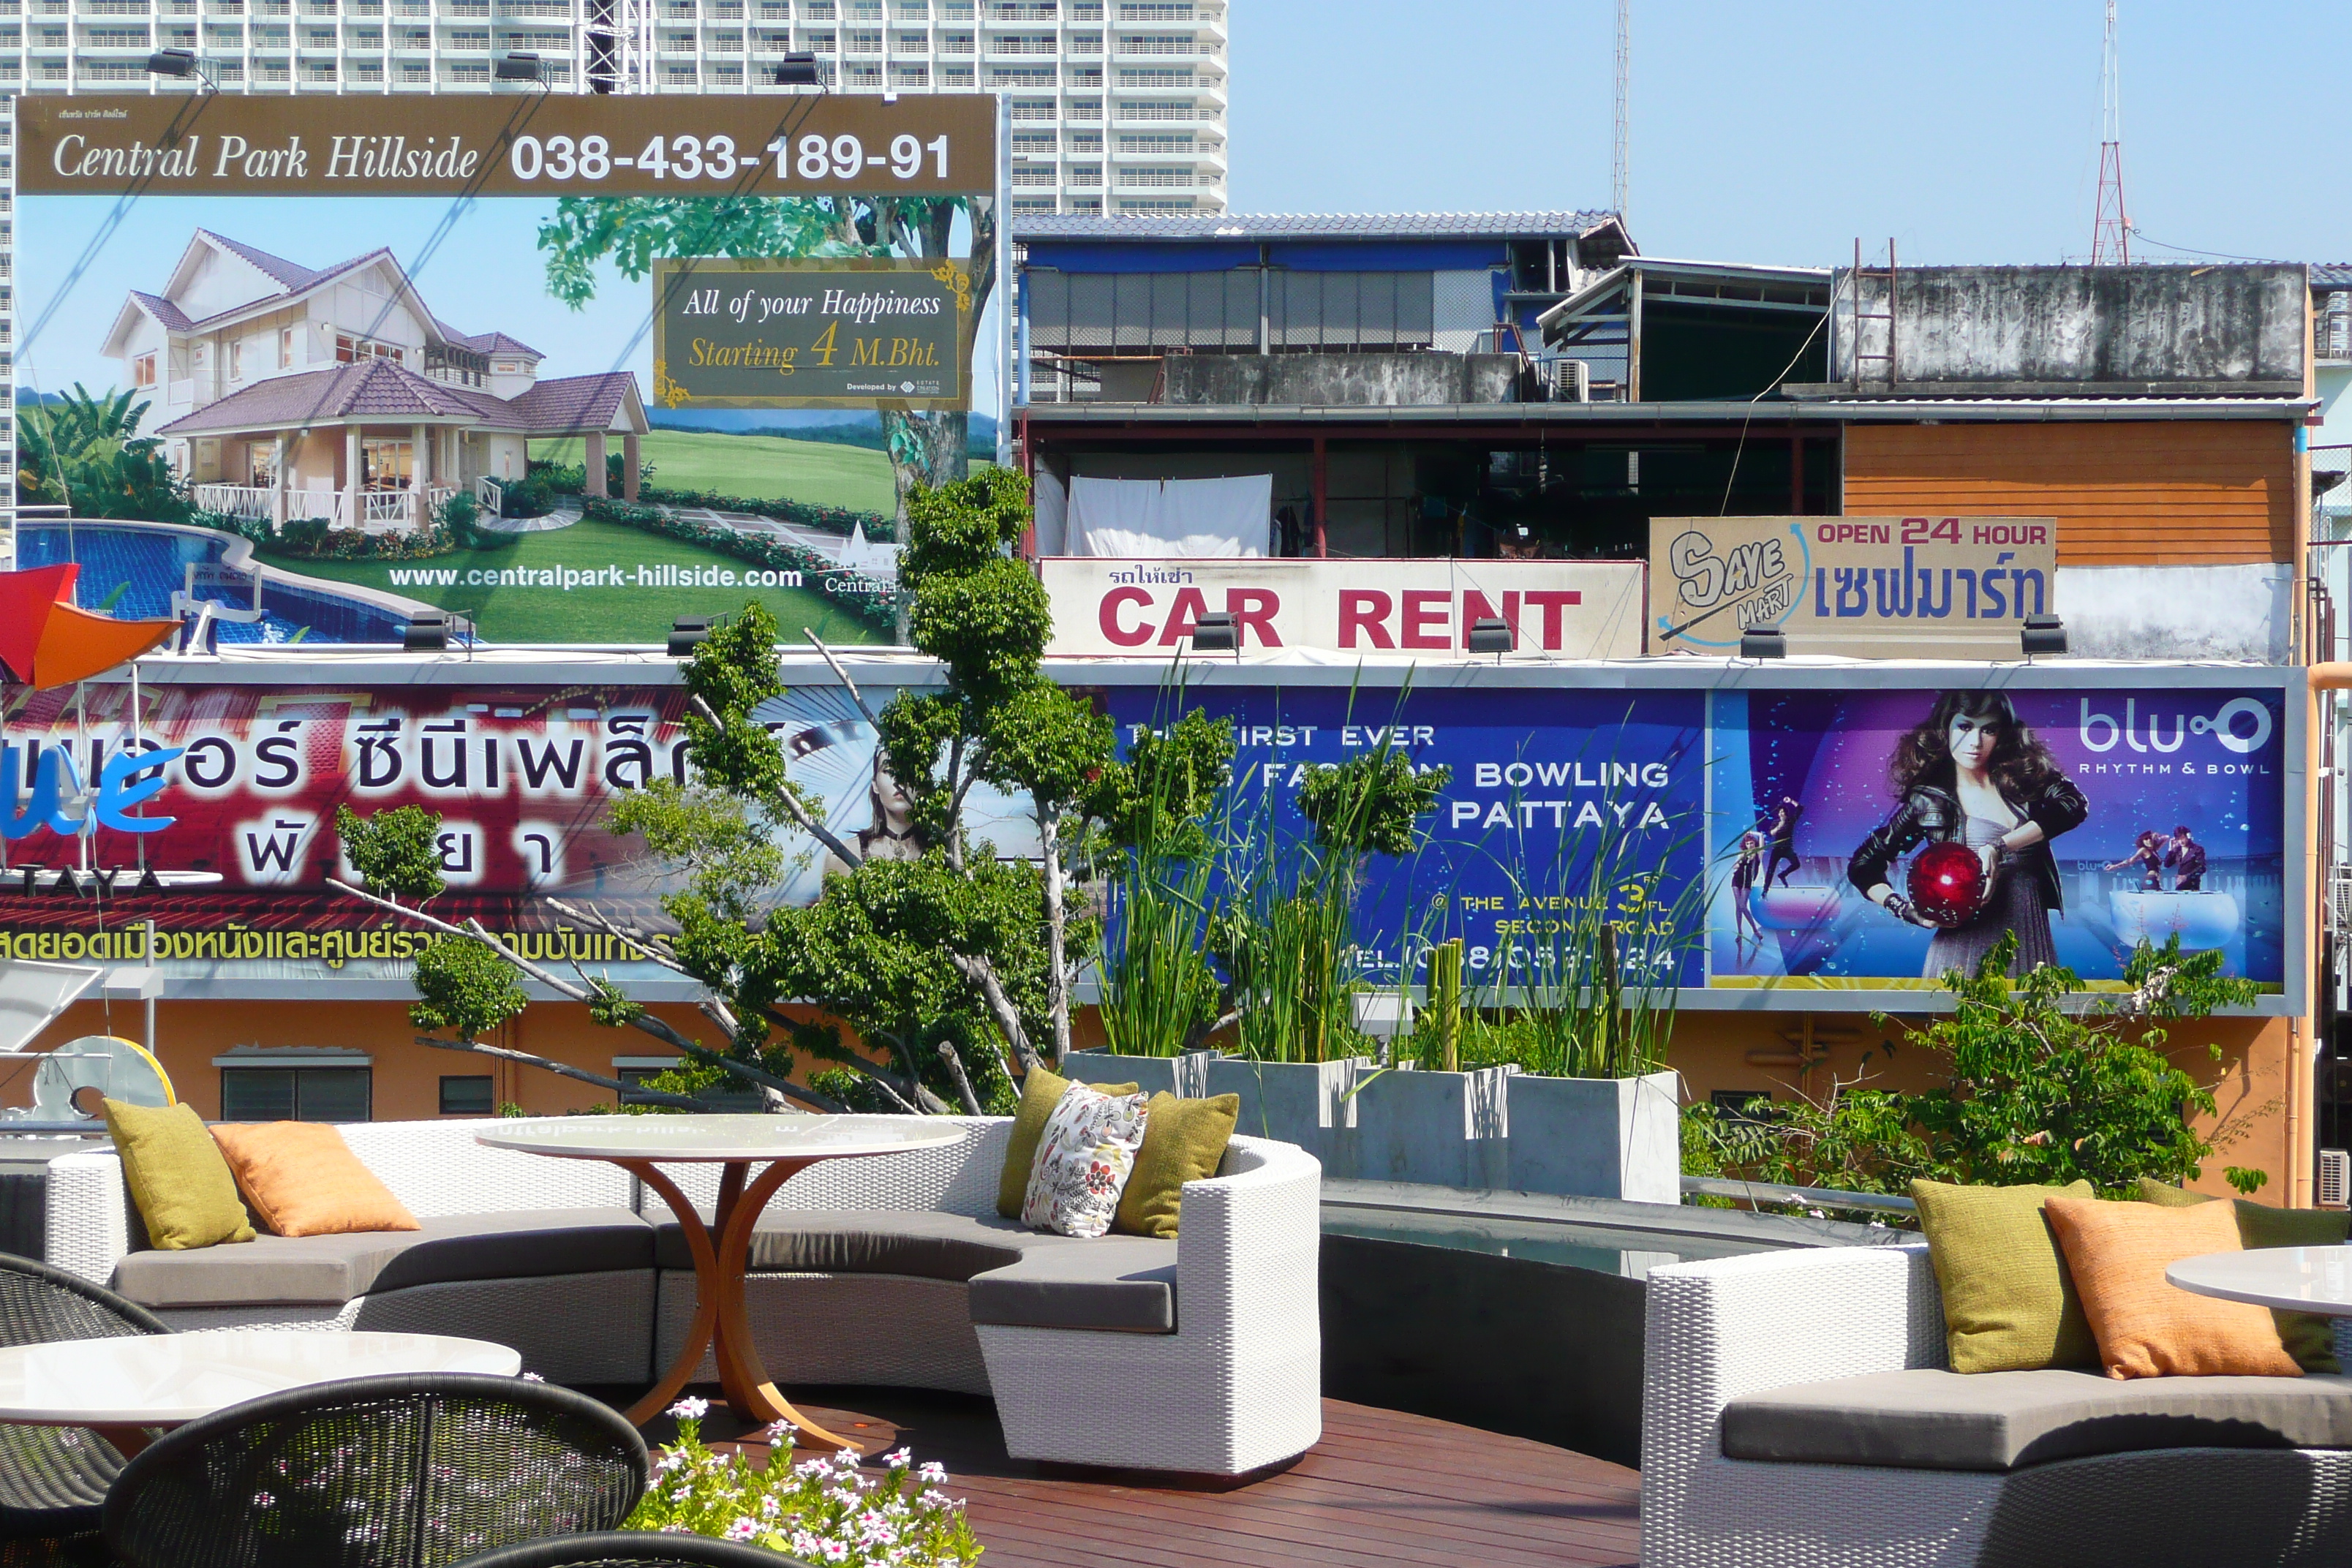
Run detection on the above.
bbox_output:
[477,1114,964,1447]
[2166,1246,2352,1316]
[0,1328,519,1457]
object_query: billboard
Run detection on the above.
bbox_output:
[0,665,2299,1011]
[1649,516,2057,657]
[0,673,1033,987]
[13,94,1001,647]
[1043,558,1648,658]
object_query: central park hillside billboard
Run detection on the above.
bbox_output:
[12,94,1001,647]
[0,662,2303,1013]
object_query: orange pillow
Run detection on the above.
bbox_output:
[210,1123,421,1237]
[2043,1196,2299,1380]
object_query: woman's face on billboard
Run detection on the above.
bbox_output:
[1946,709,1998,772]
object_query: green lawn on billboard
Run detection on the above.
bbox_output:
[532,430,901,516]
[257,515,883,645]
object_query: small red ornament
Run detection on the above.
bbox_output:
[1908,840,1991,928]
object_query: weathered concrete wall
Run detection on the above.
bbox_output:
[1828,265,2307,393]
[1161,352,1520,407]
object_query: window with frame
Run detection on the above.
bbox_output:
[279,325,296,368]
[439,1074,494,1116]
[227,339,244,380]
[220,1066,372,1123]
[132,352,157,387]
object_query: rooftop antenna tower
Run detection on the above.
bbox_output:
[2091,0,2130,264]
[1612,0,1629,221]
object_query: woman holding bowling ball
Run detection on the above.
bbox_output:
[1846,690,2088,979]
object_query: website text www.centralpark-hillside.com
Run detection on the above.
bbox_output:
[385,564,888,592]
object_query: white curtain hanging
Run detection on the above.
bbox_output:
[1068,475,1273,557]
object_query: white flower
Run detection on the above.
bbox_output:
[667,1397,710,1420]
[764,1419,799,1441]
[519,1371,546,1383]
[725,1518,760,1542]
[820,1542,851,1564]
[882,1447,913,1469]
[916,1461,948,1484]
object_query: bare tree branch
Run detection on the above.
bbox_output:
[802,631,881,728]
[758,1007,935,1114]
[328,878,846,1114]
[682,691,867,870]
[414,1036,717,1112]
[935,1040,984,1116]
[1038,813,1073,1067]
[947,951,1039,1073]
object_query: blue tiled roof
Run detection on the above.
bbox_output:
[1013,211,1621,244]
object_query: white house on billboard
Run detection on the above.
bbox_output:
[103,230,649,532]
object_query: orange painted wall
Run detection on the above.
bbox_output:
[1842,421,2299,565]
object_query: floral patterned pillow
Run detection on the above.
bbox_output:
[1019,1082,1151,1238]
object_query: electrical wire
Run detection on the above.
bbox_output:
[1714,261,1850,516]
[2125,230,2293,265]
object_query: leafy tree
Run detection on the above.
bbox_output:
[16,385,192,523]
[332,468,1120,1113]
[1684,932,2263,1208]
[534,193,995,525]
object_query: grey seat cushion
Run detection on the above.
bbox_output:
[1723,1367,2352,1473]
[651,1209,1041,1280]
[967,1236,1178,1334]
[112,1207,655,1308]
[652,1208,1181,1333]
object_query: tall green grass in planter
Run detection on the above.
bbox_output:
[1212,746,1451,1064]
[1094,707,1236,1058]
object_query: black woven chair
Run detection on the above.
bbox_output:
[451,1534,815,1567]
[0,1253,170,1565]
[101,1373,649,1568]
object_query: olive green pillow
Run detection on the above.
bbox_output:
[1115,1093,1240,1240]
[1911,1178,2098,1373]
[101,1098,255,1251]
[2134,1177,2348,1372]
[996,1067,1137,1219]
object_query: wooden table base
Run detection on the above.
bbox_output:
[622,1156,865,1451]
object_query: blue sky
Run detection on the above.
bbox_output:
[1229,1,2342,268]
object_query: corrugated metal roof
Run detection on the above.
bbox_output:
[2314,263,2352,288]
[1013,211,1621,244]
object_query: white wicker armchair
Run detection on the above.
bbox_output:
[1642,1243,2352,1568]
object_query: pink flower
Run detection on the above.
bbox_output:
[667,1397,710,1421]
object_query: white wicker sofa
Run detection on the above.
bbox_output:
[42,1114,1323,1477]
[1642,1244,2352,1568]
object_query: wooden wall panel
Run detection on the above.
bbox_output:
[1841,421,2296,565]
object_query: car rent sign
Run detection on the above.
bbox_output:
[1039,558,1647,659]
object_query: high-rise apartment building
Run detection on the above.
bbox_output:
[0,0,1226,214]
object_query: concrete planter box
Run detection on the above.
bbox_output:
[1348,1065,1512,1188]
[1060,1049,1218,1098]
[1502,1070,1681,1204]
[1202,1056,1365,1169]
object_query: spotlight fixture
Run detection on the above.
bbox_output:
[1739,624,1787,660]
[668,616,712,658]
[2021,614,2068,658]
[145,47,217,88]
[494,50,547,84]
[1189,610,1238,654]
[774,51,823,86]
[402,613,451,653]
[1466,617,1513,658]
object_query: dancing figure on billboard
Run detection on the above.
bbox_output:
[1847,690,2089,979]
[1730,830,1767,949]
[1763,796,1804,889]
[2166,826,2207,892]
[2106,831,2167,891]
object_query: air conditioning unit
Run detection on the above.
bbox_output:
[2321,1147,2351,1210]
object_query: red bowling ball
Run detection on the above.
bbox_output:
[1907,840,1991,928]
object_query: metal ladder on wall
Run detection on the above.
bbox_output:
[1848,238,1898,391]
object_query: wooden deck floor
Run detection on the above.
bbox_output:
[653,1387,1643,1568]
